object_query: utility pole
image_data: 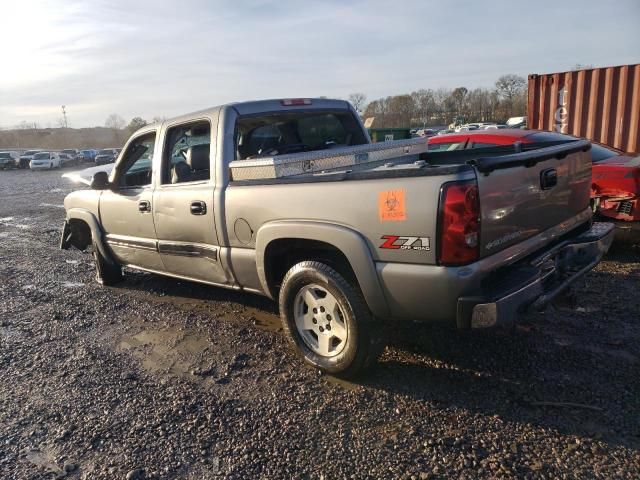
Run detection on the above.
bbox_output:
[61,105,68,128]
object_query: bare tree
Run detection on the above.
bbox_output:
[105,114,126,130]
[495,74,526,102]
[495,74,526,118]
[128,117,148,133]
[449,87,468,115]
[411,89,435,127]
[348,93,367,114]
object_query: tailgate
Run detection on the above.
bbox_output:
[473,140,592,257]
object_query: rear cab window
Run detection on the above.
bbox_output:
[234,111,368,160]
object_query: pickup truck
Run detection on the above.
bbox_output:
[60,98,614,377]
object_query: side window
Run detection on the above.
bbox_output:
[162,121,211,184]
[117,132,156,188]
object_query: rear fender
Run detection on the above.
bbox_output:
[255,221,389,319]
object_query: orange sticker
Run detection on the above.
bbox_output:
[378,189,406,222]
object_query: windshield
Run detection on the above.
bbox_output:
[98,150,112,155]
[234,110,367,160]
[0,153,11,159]
[62,149,75,154]
[34,153,50,159]
[24,150,40,155]
[82,150,93,155]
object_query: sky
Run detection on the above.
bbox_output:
[1,0,639,128]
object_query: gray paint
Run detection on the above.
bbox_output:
[61,98,610,326]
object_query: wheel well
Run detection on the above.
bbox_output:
[68,219,92,250]
[264,238,358,297]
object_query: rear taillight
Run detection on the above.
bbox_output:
[438,180,480,265]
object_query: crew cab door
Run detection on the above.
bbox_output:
[151,119,228,285]
[100,130,164,271]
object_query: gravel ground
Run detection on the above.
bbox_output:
[0,167,639,480]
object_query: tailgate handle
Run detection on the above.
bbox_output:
[540,168,557,190]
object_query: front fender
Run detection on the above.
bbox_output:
[64,208,117,267]
[255,221,389,319]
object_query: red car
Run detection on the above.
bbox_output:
[429,129,640,235]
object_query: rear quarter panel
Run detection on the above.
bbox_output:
[224,173,473,266]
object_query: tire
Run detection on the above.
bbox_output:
[279,261,385,378]
[93,240,123,286]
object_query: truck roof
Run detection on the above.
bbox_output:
[158,98,351,127]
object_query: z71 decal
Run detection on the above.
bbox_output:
[380,235,431,251]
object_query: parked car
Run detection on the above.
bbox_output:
[589,144,640,239]
[61,98,613,377]
[18,150,42,169]
[30,152,61,170]
[415,128,438,137]
[94,149,119,165]
[0,151,20,169]
[59,153,77,168]
[80,149,98,162]
[61,149,80,164]
[506,116,527,128]
[428,129,639,236]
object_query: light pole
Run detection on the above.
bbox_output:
[61,105,68,128]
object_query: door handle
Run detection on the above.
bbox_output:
[190,200,207,215]
[138,200,151,213]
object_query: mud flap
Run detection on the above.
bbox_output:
[60,220,72,249]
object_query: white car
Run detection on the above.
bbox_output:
[30,152,62,170]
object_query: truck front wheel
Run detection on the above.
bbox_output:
[92,240,123,286]
[278,261,384,378]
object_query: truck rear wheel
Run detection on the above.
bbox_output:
[278,261,384,378]
[92,240,123,286]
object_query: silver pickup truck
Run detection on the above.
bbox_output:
[60,98,614,377]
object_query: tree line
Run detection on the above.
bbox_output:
[350,74,527,128]
[0,115,163,150]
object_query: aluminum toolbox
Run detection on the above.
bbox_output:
[229,138,429,181]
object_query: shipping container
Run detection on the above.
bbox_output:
[528,64,640,153]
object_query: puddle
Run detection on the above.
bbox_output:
[119,327,213,377]
[62,281,84,288]
[39,203,65,209]
[325,376,361,391]
[65,260,79,265]
[0,216,35,229]
[243,307,281,332]
[22,448,63,475]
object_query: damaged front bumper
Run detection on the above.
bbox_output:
[458,222,615,328]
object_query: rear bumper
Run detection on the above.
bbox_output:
[457,222,614,328]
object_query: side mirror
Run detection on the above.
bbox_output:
[90,171,110,190]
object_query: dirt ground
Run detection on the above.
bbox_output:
[1,167,639,479]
